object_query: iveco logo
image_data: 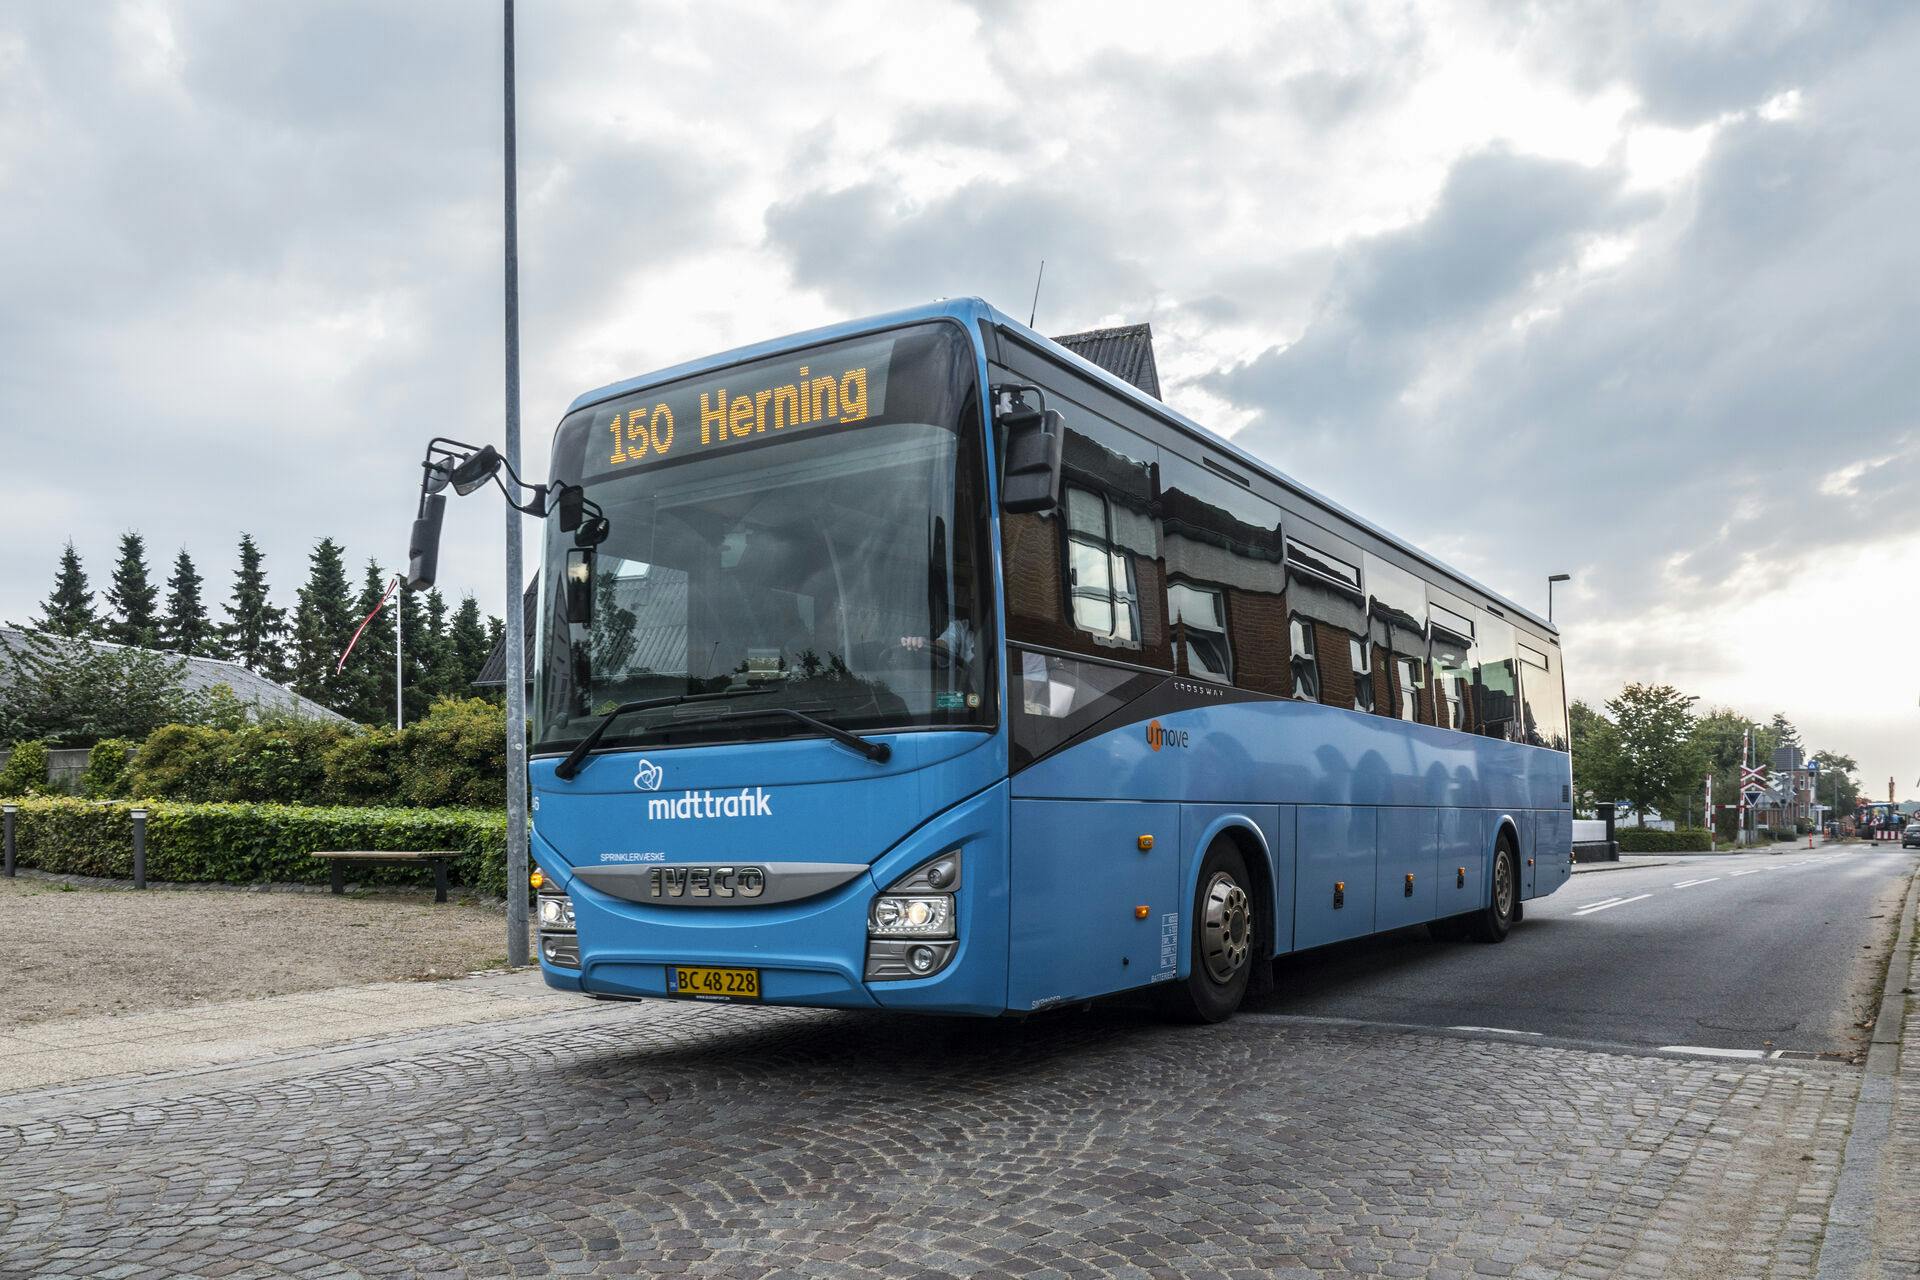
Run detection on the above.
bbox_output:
[633,758,664,791]
[647,866,767,900]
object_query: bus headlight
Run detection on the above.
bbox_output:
[537,893,576,931]
[868,894,953,938]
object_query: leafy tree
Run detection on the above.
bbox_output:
[448,594,492,689]
[160,548,216,656]
[0,629,198,746]
[0,740,51,796]
[288,538,357,713]
[1568,700,1621,809]
[28,542,101,638]
[1808,749,1860,817]
[103,531,161,648]
[340,561,398,726]
[1605,682,1702,826]
[220,533,289,678]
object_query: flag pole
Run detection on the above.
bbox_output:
[502,0,529,965]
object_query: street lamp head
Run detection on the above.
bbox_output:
[1548,573,1571,583]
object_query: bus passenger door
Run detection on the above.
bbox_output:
[1007,800,1180,1011]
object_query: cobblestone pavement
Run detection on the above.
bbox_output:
[0,998,1860,1279]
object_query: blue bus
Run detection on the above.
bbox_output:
[449,297,1571,1023]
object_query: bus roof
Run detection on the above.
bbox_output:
[566,297,1557,635]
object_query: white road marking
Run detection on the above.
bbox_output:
[1659,1045,1765,1059]
[1728,869,1763,877]
[1574,894,1651,916]
[1672,878,1720,888]
[1448,1026,1544,1036]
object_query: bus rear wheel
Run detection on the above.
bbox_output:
[1467,839,1520,944]
[1160,843,1255,1024]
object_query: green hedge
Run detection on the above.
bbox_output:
[1616,826,1715,852]
[0,797,509,896]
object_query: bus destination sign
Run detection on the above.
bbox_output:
[588,336,895,478]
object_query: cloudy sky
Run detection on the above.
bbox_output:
[3,1,1916,791]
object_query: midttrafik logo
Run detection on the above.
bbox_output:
[647,788,774,820]
[633,758,664,791]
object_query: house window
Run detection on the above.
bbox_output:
[1289,615,1319,701]
[1350,636,1374,713]
[1169,581,1231,684]
[1065,486,1140,646]
[1395,655,1423,722]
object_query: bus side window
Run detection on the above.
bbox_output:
[1428,616,1473,732]
[1285,536,1365,710]
[1157,452,1286,693]
[1364,553,1427,721]
[1003,404,1170,669]
[1471,612,1518,741]
[1517,640,1568,750]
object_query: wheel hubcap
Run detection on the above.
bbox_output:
[1200,871,1251,984]
[1494,852,1514,920]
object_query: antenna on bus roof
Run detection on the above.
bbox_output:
[1028,260,1046,328]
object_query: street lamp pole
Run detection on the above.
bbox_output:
[501,0,529,966]
[1547,573,1571,624]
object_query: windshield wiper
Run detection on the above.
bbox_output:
[670,704,892,764]
[552,686,776,780]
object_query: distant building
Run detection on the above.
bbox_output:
[0,626,348,724]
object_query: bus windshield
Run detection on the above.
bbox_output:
[534,322,992,754]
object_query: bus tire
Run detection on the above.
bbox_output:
[1160,843,1255,1024]
[1467,838,1520,944]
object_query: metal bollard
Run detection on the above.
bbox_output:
[130,806,147,890]
[3,803,15,877]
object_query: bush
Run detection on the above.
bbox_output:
[131,720,356,804]
[0,740,51,796]
[80,738,135,798]
[1616,826,1714,852]
[1,796,509,896]
[395,698,508,809]
[321,726,404,806]
[128,725,227,801]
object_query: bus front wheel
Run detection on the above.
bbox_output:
[1161,843,1255,1024]
[1467,839,1520,944]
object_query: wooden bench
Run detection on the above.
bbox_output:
[314,851,456,903]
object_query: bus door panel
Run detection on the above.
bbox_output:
[1375,807,1439,931]
[1535,809,1571,894]
[1435,809,1488,918]
[1007,799,1180,1010]
[1515,812,1537,899]
[1294,805,1377,949]
[1180,804,1291,959]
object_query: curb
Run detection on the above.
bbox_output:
[1571,860,1668,875]
[1814,863,1919,1279]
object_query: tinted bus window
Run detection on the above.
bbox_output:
[1429,611,1473,732]
[1004,409,1170,668]
[1287,535,1366,709]
[1158,452,1286,693]
[1518,641,1569,750]
[1472,612,1518,740]
[1365,553,1427,722]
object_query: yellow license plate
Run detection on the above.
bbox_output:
[670,966,761,999]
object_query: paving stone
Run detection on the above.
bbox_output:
[0,1001,1861,1277]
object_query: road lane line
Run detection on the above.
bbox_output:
[1574,894,1651,916]
[1728,869,1763,877]
[1447,1026,1543,1036]
[1672,877,1720,888]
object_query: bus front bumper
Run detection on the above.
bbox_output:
[531,782,1011,1016]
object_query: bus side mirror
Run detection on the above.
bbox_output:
[564,548,595,625]
[406,494,446,590]
[556,484,584,533]
[1001,408,1064,514]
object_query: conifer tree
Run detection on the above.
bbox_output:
[103,532,161,648]
[341,561,398,725]
[219,533,290,679]
[448,594,492,690]
[288,538,357,712]
[29,542,101,638]
[421,589,459,699]
[159,548,215,656]
[395,582,432,724]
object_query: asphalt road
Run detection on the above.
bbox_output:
[1249,840,1917,1057]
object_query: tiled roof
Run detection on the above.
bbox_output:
[0,628,350,723]
[1051,323,1162,399]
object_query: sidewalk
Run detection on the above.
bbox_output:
[0,967,563,1093]
[1817,861,1920,1277]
